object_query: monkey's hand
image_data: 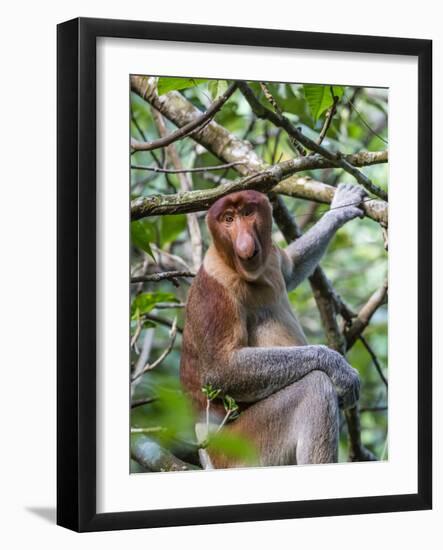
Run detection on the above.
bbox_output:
[322,347,361,409]
[329,183,367,223]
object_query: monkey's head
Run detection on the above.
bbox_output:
[206,190,273,281]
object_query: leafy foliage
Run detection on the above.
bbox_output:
[157,77,208,95]
[303,84,344,121]
[131,292,178,319]
[130,77,388,471]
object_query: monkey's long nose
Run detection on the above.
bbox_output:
[235,232,257,260]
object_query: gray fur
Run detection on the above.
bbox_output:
[210,344,360,409]
[284,183,367,290]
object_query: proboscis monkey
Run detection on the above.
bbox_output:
[180,183,366,467]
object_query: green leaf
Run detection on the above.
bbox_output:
[303,85,344,121]
[209,432,258,463]
[223,395,239,412]
[131,220,156,260]
[131,292,178,319]
[208,80,219,99]
[201,384,221,401]
[157,77,208,95]
[159,215,187,246]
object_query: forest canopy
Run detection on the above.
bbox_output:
[129,77,388,472]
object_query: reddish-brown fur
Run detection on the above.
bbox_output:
[180,191,274,417]
[180,266,247,416]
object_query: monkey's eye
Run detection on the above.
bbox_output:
[244,208,255,217]
[223,214,234,224]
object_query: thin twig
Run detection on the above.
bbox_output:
[131,427,166,434]
[153,302,186,309]
[131,325,154,397]
[142,313,183,334]
[344,280,388,348]
[131,397,157,409]
[130,82,237,152]
[298,201,320,230]
[131,318,178,382]
[260,82,306,156]
[151,244,193,272]
[346,93,388,145]
[359,334,388,388]
[130,317,142,349]
[131,161,245,174]
[316,86,339,146]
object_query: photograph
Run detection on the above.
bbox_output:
[129,76,389,473]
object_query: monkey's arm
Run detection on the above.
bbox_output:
[281,183,367,290]
[207,345,359,408]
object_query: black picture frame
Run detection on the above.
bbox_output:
[57,17,432,532]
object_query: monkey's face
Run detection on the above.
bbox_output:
[207,191,272,281]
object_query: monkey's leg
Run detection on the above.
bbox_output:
[292,371,339,464]
[210,370,338,468]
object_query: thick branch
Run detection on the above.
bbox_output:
[131,157,388,225]
[345,407,377,461]
[131,435,200,472]
[131,166,285,219]
[131,270,195,284]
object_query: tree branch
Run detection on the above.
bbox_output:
[359,334,388,388]
[131,397,157,408]
[151,107,203,271]
[131,156,388,225]
[237,81,388,201]
[344,280,388,348]
[131,165,285,219]
[131,435,200,472]
[130,270,195,284]
[131,318,178,382]
[142,313,183,333]
[131,76,388,212]
[130,80,237,152]
[131,160,245,174]
[316,87,339,146]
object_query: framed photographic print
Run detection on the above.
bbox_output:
[57,17,432,532]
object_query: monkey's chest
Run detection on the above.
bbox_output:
[246,301,307,348]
